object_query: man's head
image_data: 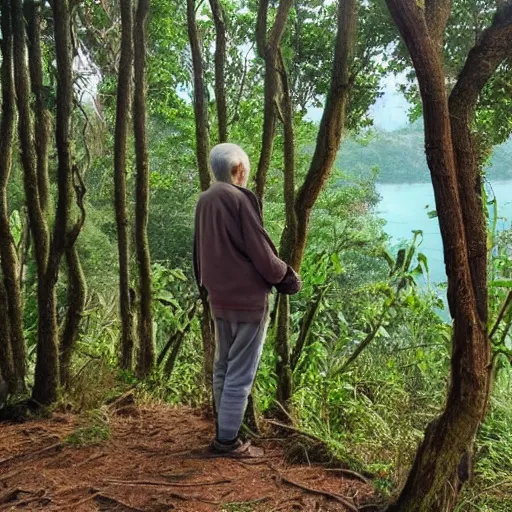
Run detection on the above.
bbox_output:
[210,143,250,187]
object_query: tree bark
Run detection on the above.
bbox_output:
[274,50,296,409]
[12,0,57,405]
[115,0,136,371]
[187,0,215,394]
[25,0,50,214]
[381,1,510,509]
[60,246,86,387]
[187,0,211,191]
[208,0,228,143]
[133,0,154,378]
[254,0,293,202]
[0,0,26,394]
[448,10,512,324]
[290,0,357,271]
[272,0,358,409]
[0,276,15,393]
[275,294,292,408]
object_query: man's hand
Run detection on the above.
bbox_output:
[275,265,302,295]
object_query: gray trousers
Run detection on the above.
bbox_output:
[213,316,267,441]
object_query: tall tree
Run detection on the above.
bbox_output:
[52,0,87,389]
[115,0,136,371]
[208,0,228,143]
[254,0,293,201]
[25,0,50,214]
[0,0,26,394]
[133,0,154,377]
[187,0,215,393]
[382,1,512,509]
[12,0,58,405]
[273,0,359,407]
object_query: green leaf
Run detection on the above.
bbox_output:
[490,280,512,288]
[378,326,390,338]
[330,253,344,274]
[417,252,429,274]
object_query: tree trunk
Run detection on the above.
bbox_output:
[274,50,296,409]
[0,0,26,394]
[254,0,293,202]
[187,0,215,394]
[60,246,86,387]
[0,276,15,393]
[187,0,211,192]
[12,0,57,405]
[275,294,292,408]
[381,1,511,508]
[133,0,154,378]
[272,0,358,410]
[115,0,136,371]
[208,0,228,143]
[25,0,50,214]
[291,0,357,271]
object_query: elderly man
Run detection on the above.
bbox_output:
[193,143,301,456]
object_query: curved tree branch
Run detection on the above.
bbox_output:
[254,0,293,202]
[448,2,512,324]
[291,0,358,270]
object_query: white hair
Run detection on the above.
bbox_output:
[210,143,250,185]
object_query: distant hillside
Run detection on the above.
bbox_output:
[337,123,512,183]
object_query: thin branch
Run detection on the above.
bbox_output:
[228,42,254,126]
[490,291,512,339]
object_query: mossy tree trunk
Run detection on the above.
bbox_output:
[115,0,136,371]
[187,0,215,393]
[50,0,87,391]
[25,0,50,214]
[133,0,154,378]
[0,0,26,394]
[12,0,58,405]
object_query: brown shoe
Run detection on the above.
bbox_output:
[207,438,263,458]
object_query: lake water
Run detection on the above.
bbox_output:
[376,181,512,284]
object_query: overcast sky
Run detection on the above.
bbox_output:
[306,73,411,131]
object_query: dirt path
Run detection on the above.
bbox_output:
[0,403,377,511]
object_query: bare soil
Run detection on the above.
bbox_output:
[0,403,378,511]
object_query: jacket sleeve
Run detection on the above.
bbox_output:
[239,197,287,285]
[192,204,201,290]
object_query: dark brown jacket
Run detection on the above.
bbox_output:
[193,183,299,321]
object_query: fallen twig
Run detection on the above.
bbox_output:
[279,475,358,512]
[325,467,370,484]
[0,442,63,467]
[265,419,324,444]
[8,491,50,509]
[0,469,22,483]
[225,496,271,507]
[94,493,145,512]
[53,492,100,510]
[74,452,106,468]
[0,489,31,505]
[105,478,231,488]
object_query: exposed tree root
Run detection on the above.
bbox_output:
[105,478,231,488]
[0,441,63,466]
[325,467,370,484]
[279,474,359,512]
